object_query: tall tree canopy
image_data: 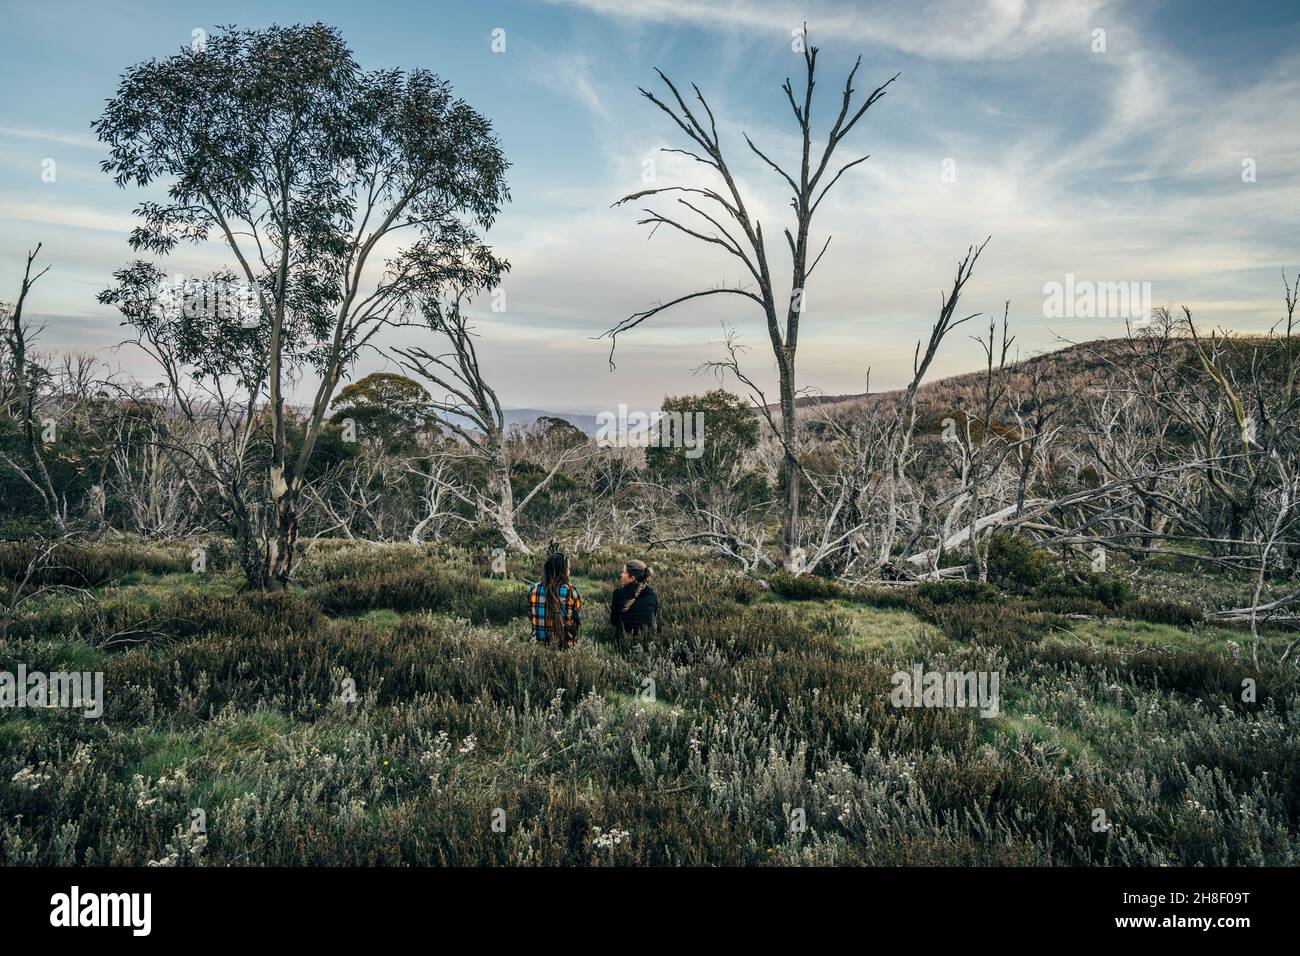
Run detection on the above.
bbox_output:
[330,372,435,451]
[96,22,509,587]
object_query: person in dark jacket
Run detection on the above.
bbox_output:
[610,559,658,638]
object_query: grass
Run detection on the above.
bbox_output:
[1060,617,1261,652]
[355,608,403,630]
[1,538,1296,866]
[777,597,936,654]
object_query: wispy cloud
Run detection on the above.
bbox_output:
[0,125,99,149]
[482,4,1300,402]
[0,197,136,234]
[2,1,1295,408]
[543,0,1114,61]
[531,51,612,119]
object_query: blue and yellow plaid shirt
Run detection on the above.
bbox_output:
[527,581,583,645]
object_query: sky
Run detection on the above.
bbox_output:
[1,0,1298,412]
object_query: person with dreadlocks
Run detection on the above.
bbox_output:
[610,559,659,638]
[527,551,583,648]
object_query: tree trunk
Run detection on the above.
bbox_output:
[265,467,298,589]
[1137,473,1158,560]
[235,517,264,591]
[488,452,530,555]
[778,362,801,571]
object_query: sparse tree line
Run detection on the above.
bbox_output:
[5,244,1298,597]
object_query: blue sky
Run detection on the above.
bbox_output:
[2,0,1298,409]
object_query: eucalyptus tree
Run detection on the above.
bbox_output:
[96,22,509,588]
[99,262,272,580]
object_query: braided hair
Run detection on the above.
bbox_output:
[621,561,652,613]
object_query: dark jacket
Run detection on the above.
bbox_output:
[610,581,659,633]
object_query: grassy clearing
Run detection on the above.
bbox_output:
[1,540,1296,866]
[1059,617,1261,652]
[776,597,936,655]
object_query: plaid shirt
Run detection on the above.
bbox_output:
[527,581,583,645]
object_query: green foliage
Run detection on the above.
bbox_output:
[1120,597,1204,627]
[312,566,520,623]
[645,390,762,492]
[532,416,587,450]
[445,524,507,555]
[200,538,235,574]
[290,418,357,479]
[0,408,114,528]
[916,580,1002,605]
[1034,568,1130,610]
[2,540,1296,866]
[0,514,53,539]
[986,533,1053,589]
[509,461,578,528]
[767,572,845,600]
[0,540,188,587]
[330,372,436,451]
[93,23,512,586]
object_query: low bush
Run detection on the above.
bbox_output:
[1121,597,1204,627]
[767,572,845,601]
[1033,568,1130,610]
[916,580,1002,606]
[986,533,1054,589]
[0,540,187,587]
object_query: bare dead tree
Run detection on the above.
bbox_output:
[405,451,476,544]
[961,305,1016,580]
[105,396,199,538]
[1248,454,1297,664]
[869,242,989,571]
[394,293,588,554]
[0,244,65,530]
[791,246,995,579]
[603,26,898,571]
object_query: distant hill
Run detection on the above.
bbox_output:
[783,334,1292,422]
[782,339,1112,411]
[502,408,601,435]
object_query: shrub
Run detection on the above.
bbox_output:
[730,576,761,604]
[923,600,1049,647]
[311,566,520,624]
[1031,595,1110,617]
[1033,568,1130,610]
[767,572,844,601]
[445,524,507,555]
[986,533,1053,589]
[916,580,1002,606]
[1121,597,1203,627]
[3,538,1297,867]
[199,537,235,573]
[0,540,187,587]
